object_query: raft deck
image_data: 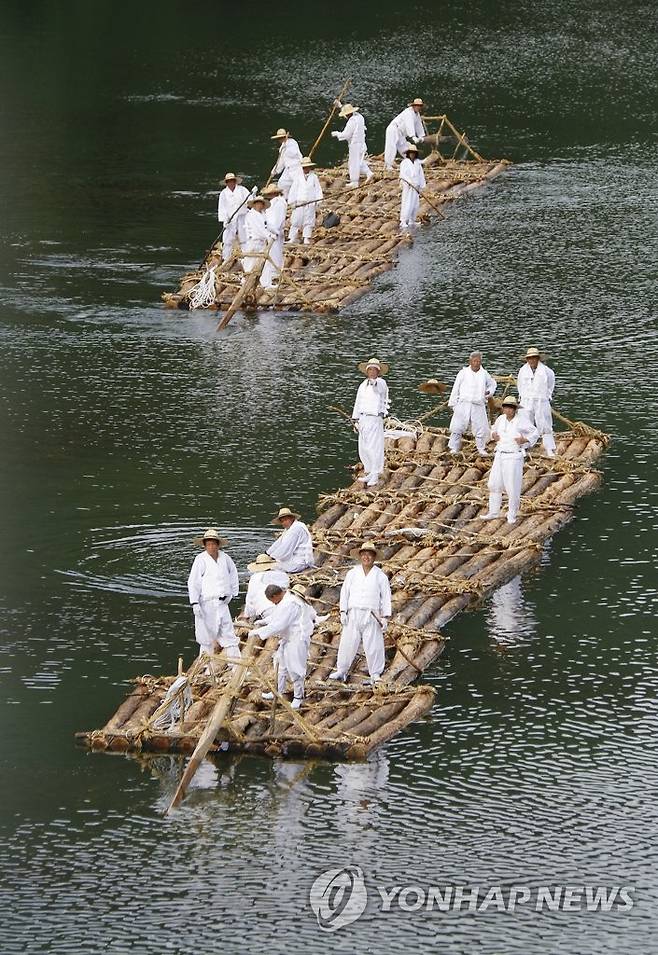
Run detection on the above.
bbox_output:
[162,116,510,317]
[78,418,608,762]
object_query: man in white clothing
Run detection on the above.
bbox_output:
[330,543,392,685]
[331,102,373,188]
[448,351,498,456]
[242,193,271,276]
[217,172,250,262]
[352,357,390,487]
[384,97,426,170]
[249,584,309,708]
[187,527,240,661]
[288,156,323,245]
[240,553,290,622]
[481,395,539,524]
[517,346,557,457]
[267,507,315,573]
[399,142,426,229]
[261,183,287,288]
[270,127,303,199]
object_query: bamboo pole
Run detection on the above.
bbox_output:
[216,239,274,330]
[308,79,352,160]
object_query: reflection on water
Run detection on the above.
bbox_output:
[486,577,537,647]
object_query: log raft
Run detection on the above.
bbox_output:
[77,421,609,762]
[162,116,510,317]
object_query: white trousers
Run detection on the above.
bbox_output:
[261,233,284,287]
[275,638,309,700]
[384,122,408,169]
[400,186,420,226]
[221,218,247,262]
[358,414,384,478]
[337,608,385,679]
[448,401,490,452]
[487,451,524,521]
[242,239,265,274]
[348,143,371,185]
[195,598,240,653]
[520,401,556,454]
[289,206,316,242]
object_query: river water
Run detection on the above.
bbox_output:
[1,2,656,952]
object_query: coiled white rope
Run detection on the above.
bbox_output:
[188,265,217,310]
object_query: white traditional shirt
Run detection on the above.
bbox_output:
[291,593,319,643]
[244,207,270,245]
[288,171,323,208]
[187,551,239,606]
[491,414,539,455]
[390,106,425,141]
[267,520,315,573]
[265,195,288,237]
[335,112,367,147]
[399,156,426,191]
[340,565,392,617]
[244,569,290,619]
[273,137,303,175]
[448,366,497,407]
[217,184,250,224]
[255,591,304,644]
[517,361,556,405]
[352,378,390,418]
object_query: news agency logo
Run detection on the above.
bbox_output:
[309,865,368,932]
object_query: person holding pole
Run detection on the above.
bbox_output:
[242,193,271,277]
[481,395,539,524]
[249,584,308,709]
[217,172,250,262]
[288,157,323,245]
[261,183,287,287]
[517,347,557,457]
[399,142,426,229]
[384,97,426,170]
[352,358,390,487]
[270,127,303,199]
[329,543,392,686]
[330,102,373,188]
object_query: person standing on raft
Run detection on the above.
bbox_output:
[481,395,539,524]
[399,142,426,229]
[240,553,290,622]
[352,357,390,487]
[187,527,241,661]
[248,584,309,709]
[287,156,323,245]
[270,127,303,200]
[217,172,249,262]
[329,542,392,686]
[261,182,287,288]
[517,346,557,458]
[330,102,373,189]
[448,351,497,457]
[242,193,271,278]
[267,507,315,573]
[384,97,426,170]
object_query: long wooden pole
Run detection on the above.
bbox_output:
[401,178,446,218]
[217,237,274,330]
[308,78,352,160]
[165,634,259,813]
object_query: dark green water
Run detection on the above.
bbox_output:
[1,2,656,952]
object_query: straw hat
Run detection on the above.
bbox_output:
[408,97,424,107]
[339,103,359,118]
[247,553,280,573]
[522,346,543,359]
[406,142,419,154]
[290,583,311,603]
[224,172,237,182]
[271,128,288,139]
[357,357,390,376]
[301,156,316,169]
[359,542,378,555]
[418,378,446,395]
[260,183,282,198]
[194,527,228,547]
[247,193,269,207]
[271,506,301,525]
[501,395,519,409]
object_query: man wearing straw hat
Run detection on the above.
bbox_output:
[352,358,391,487]
[270,127,303,200]
[329,542,392,686]
[261,183,288,288]
[384,97,426,171]
[447,351,498,457]
[240,553,290,622]
[481,395,539,524]
[267,507,315,573]
[330,102,373,188]
[187,528,241,661]
[217,172,250,262]
[399,142,426,229]
[242,192,271,278]
[517,347,557,458]
[287,156,323,245]
[248,583,309,709]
